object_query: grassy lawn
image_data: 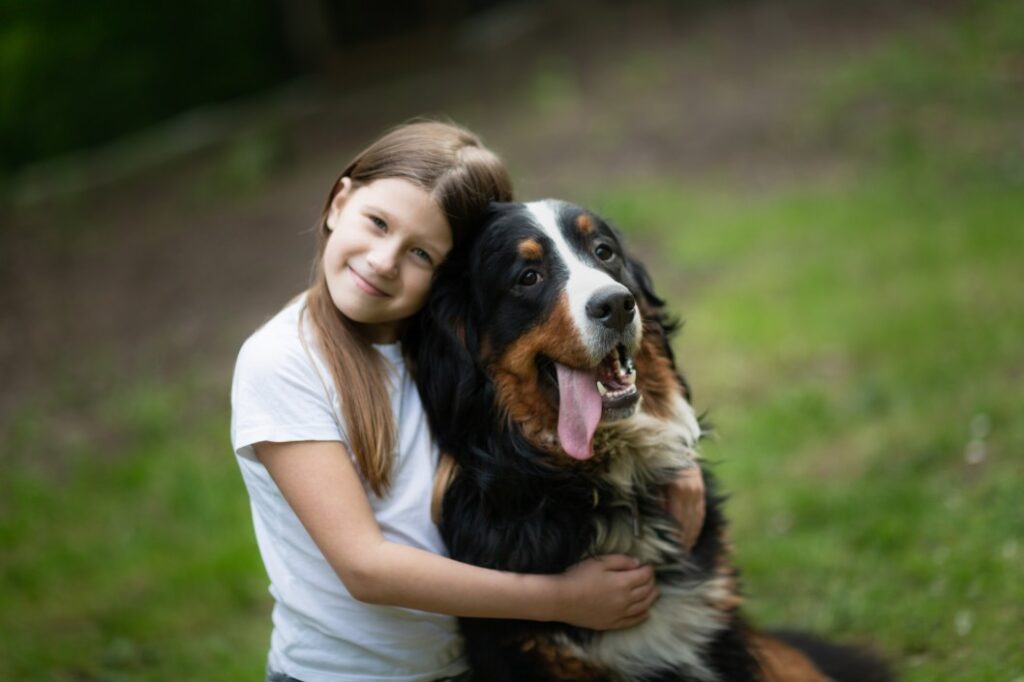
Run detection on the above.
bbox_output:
[593,172,1023,681]
[2,2,1021,679]
[1,378,271,680]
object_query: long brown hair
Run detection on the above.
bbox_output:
[305,120,513,496]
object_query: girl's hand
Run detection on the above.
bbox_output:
[664,466,706,550]
[555,555,657,630]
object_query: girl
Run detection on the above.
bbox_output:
[230,120,705,682]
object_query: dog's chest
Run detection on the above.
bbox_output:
[590,486,680,566]
[587,412,698,563]
[561,410,734,680]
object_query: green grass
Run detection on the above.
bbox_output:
[3,1,1022,679]
[586,9,1024,675]
[0,378,270,681]
[590,171,1023,681]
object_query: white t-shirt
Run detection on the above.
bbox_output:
[230,294,468,682]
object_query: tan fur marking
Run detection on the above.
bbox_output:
[490,294,591,456]
[749,632,831,682]
[522,636,610,681]
[431,453,458,525]
[453,319,466,347]
[710,565,745,611]
[706,525,745,611]
[518,238,544,260]
[635,312,684,420]
[576,213,594,234]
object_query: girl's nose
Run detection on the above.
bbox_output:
[366,246,400,278]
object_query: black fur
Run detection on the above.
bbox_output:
[769,631,893,682]
[409,201,891,681]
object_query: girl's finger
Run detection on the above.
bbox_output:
[615,612,650,629]
[629,576,657,600]
[626,586,660,617]
[620,590,659,623]
[598,554,642,571]
[623,563,655,588]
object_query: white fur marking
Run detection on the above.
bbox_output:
[570,393,722,679]
[525,201,641,362]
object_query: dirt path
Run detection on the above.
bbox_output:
[0,0,952,430]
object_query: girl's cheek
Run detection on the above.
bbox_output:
[410,274,435,306]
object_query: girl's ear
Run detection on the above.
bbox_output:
[326,177,354,231]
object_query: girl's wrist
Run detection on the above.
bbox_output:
[524,572,563,622]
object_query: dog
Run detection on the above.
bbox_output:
[411,200,891,682]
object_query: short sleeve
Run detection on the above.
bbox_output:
[230,320,346,461]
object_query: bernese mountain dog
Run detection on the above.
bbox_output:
[410,200,891,682]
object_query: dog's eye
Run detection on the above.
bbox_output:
[518,270,542,287]
[595,244,615,261]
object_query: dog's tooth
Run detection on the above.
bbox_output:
[615,362,634,384]
[597,381,608,396]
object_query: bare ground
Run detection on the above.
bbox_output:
[0,0,957,440]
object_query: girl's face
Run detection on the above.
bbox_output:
[323,177,452,343]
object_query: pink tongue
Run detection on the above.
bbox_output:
[555,363,603,460]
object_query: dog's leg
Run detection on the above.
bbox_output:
[747,632,831,682]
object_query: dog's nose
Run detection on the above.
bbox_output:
[586,286,636,332]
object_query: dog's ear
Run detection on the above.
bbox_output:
[598,213,666,313]
[624,250,667,311]
[624,249,680,339]
[409,250,486,455]
[623,250,693,401]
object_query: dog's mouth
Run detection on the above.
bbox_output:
[539,344,640,461]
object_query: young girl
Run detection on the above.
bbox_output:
[231,121,705,682]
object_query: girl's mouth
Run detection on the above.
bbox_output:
[349,267,392,297]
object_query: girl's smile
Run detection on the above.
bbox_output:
[347,265,392,297]
[323,177,452,343]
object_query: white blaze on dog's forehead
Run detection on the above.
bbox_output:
[525,200,628,358]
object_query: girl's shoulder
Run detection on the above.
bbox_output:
[234,293,329,396]
[239,293,306,353]
[231,294,345,452]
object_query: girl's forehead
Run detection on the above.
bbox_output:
[356,178,451,243]
[355,177,435,210]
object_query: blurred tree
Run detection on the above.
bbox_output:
[0,0,511,176]
[0,0,292,175]
[276,0,335,73]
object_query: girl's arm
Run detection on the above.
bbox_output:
[255,439,658,631]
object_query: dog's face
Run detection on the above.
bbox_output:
[417,200,689,464]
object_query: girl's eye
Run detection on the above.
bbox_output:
[518,270,542,287]
[595,244,615,261]
[370,216,387,231]
[412,247,433,264]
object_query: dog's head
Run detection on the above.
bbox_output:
[413,200,692,465]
